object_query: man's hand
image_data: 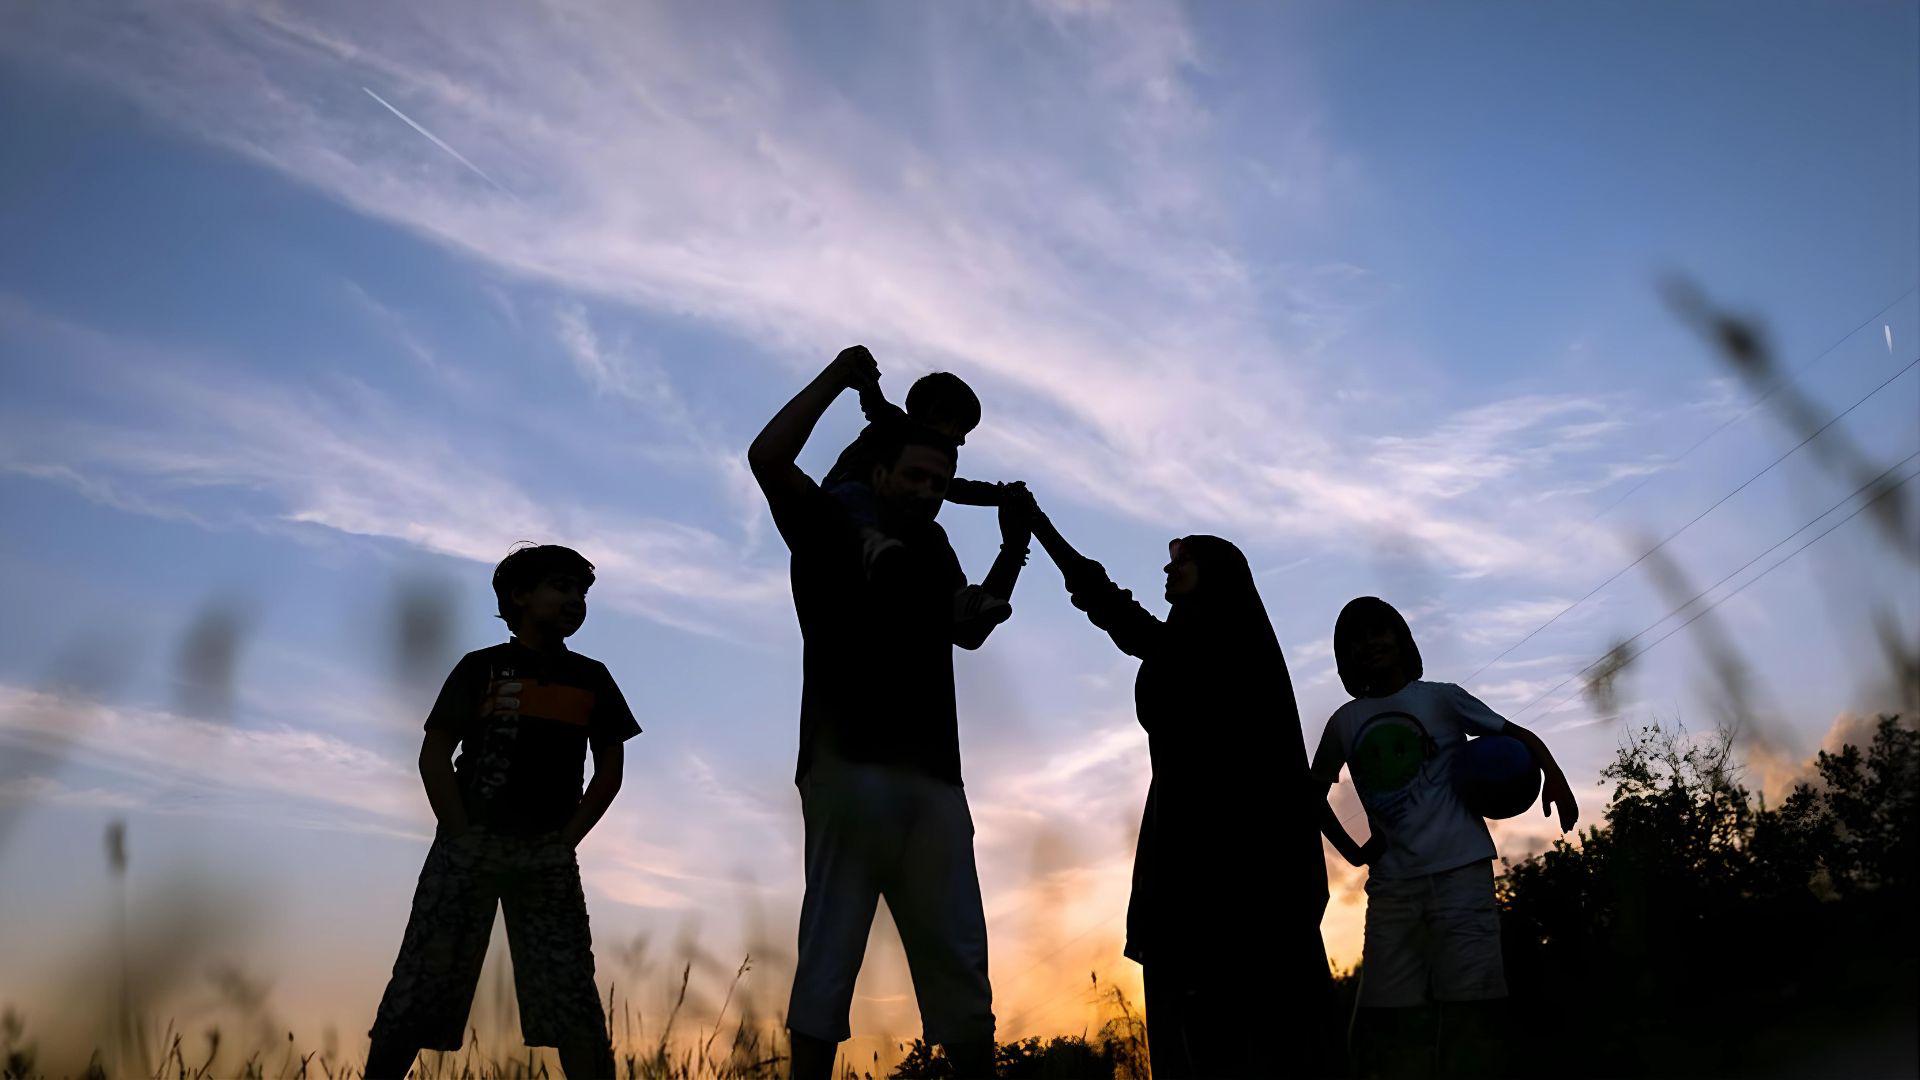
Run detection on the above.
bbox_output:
[828,345,880,392]
[1541,768,1579,832]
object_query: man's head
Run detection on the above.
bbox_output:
[866,421,958,524]
[904,372,982,443]
[1333,596,1422,698]
[492,544,595,639]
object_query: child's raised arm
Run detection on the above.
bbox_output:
[1504,721,1579,832]
[854,371,903,426]
[946,477,1019,507]
[749,346,880,508]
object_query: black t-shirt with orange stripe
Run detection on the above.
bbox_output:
[424,639,642,835]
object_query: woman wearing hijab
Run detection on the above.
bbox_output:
[1025,500,1332,1079]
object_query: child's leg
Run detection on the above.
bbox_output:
[499,834,613,1076]
[1353,873,1437,1079]
[1426,861,1508,1078]
[1352,1007,1437,1080]
[366,829,504,1073]
[555,1034,616,1080]
[1436,1000,1509,1079]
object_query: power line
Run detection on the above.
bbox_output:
[1511,450,1920,720]
[1010,956,1120,1036]
[998,910,1125,1000]
[1587,287,1917,524]
[1526,458,1920,723]
[1464,352,1920,683]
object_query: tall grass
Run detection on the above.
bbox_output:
[1,963,1148,1079]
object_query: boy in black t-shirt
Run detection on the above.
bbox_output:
[366,545,641,1080]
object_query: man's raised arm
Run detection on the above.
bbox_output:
[953,487,1034,650]
[747,346,880,508]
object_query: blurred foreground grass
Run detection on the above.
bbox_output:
[0,970,1151,1080]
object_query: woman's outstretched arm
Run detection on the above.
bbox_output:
[1030,507,1089,578]
[1031,502,1167,659]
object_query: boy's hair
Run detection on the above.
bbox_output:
[492,544,595,630]
[1333,596,1423,697]
[866,418,959,476]
[904,372,981,433]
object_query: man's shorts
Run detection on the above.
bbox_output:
[368,827,608,1050]
[1359,859,1507,1008]
[788,753,994,1046]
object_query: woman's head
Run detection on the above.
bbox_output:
[1153,534,1292,711]
[1333,596,1422,698]
[1162,534,1260,608]
[1163,539,1201,601]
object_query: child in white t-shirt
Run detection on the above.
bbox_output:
[1313,596,1577,1078]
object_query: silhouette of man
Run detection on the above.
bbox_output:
[748,346,1031,1080]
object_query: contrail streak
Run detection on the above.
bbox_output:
[362,86,517,199]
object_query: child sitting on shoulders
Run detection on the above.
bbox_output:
[825,362,1028,632]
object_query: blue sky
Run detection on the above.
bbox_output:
[1,0,1915,1062]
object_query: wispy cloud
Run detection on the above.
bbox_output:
[0,684,422,829]
[0,299,788,641]
[1,0,1653,582]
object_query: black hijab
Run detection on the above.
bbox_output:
[1164,534,1282,658]
[1128,533,1310,796]
[1128,534,1328,949]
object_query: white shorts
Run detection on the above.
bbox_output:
[1359,859,1507,1007]
[787,753,994,1045]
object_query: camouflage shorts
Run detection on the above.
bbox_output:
[368,827,608,1051]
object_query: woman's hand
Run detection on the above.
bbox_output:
[1026,494,1087,575]
[997,483,1035,544]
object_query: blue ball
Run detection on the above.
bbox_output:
[1454,734,1541,820]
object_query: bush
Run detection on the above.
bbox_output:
[1495,716,1918,1077]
